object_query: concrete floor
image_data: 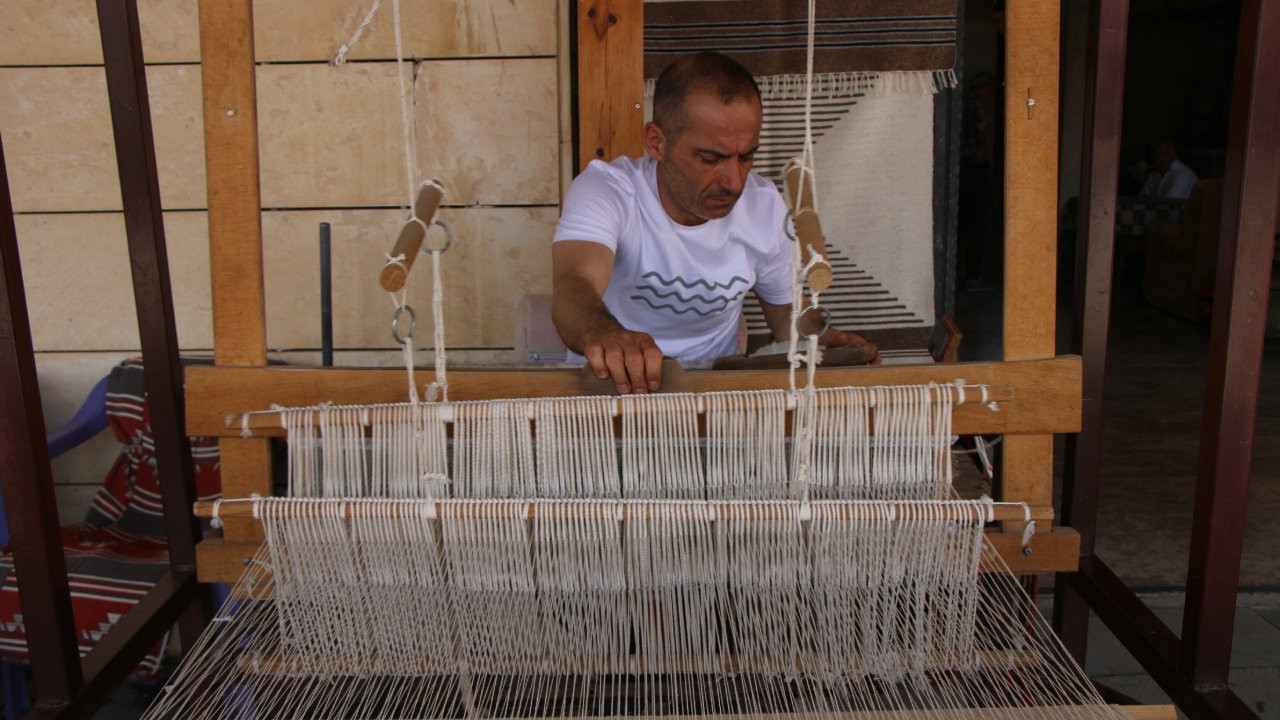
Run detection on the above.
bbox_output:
[956,256,1280,717]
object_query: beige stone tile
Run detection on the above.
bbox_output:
[3,60,557,212]
[0,1,555,67]
[165,211,215,347]
[150,65,208,209]
[428,204,555,346]
[253,0,558,62]
[0,66,206,212]
[0,0,199,66]
[416,57,560,206]
[257,58,560,208]
[15,212,212,351]
[0,67,119,212]
[256,63,411,209]
[261,208,399,351]
[260,206,554,351]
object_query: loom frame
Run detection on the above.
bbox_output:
[189,0,1085,583]
[1054,1,1280,719]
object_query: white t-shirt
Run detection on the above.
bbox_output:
[553,156,793,363]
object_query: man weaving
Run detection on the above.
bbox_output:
[552,52,867,395]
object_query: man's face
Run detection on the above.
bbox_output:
[646,90,762,226]
[1152,143,1177,172]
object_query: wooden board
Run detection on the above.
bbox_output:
[1002,2,1060,361]
[1000,1,1061,530]
[200,0,268,543]
[577,0,644,168]
[199,0,266,367]
[184,356,1082,437]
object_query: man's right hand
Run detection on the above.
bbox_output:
[582,328,665,395]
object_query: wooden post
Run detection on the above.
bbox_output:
[1000,1,1060,530]
[577,0,644,170]
[198,0,271,541]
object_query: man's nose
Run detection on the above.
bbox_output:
[719,159,748,194]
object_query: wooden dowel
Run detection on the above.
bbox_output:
[783,161,832,292]
[378,181,445,292]
[225,384,1015,432]
[195,499,1053,523]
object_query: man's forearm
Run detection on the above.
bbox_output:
[758,299,793,343]
[551,275,624,353]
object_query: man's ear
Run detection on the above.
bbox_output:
[643,121,665,161]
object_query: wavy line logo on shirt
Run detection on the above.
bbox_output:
[640,271,749,291]
[630,273,749,316]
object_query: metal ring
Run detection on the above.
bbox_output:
[784,210,797,241]
[391,304,417,345]
[796,304,832,338]
[421,220,453,254]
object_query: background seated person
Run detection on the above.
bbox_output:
[1137,140,1199,200]
[552,52,866,395]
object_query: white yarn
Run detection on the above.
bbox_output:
[642,70,959,101]
[145,497,1127,719]
[451,399,536,498]
[330,0,381,66]
[619,393,704,498]
[533,396,619,498]
[704,390,788,498]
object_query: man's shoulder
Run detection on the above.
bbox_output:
[743,171,783,194]
[737,173,787,214]
[574,155,651,194]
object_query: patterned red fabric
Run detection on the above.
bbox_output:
[0,358,221,680]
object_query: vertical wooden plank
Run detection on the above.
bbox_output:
[577,0,643,171]
[606,0,644,160]
[216,437,269,542]
[199,0,266,366]
[577,0,609,169]
[1001,1,1060,524]
[198,0,271,540]
[1003,1,1061,361]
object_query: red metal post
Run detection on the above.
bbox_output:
[95,0,209,653]
[1180,0,1280,689]
[1054,0,1130,663]
[0,135,86,711]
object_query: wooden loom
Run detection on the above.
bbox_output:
[181,3,1175,717]
[190,0,1082,585]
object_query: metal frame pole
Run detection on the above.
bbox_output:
[1054,0,1129,662]
[1180,0,1280,689]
